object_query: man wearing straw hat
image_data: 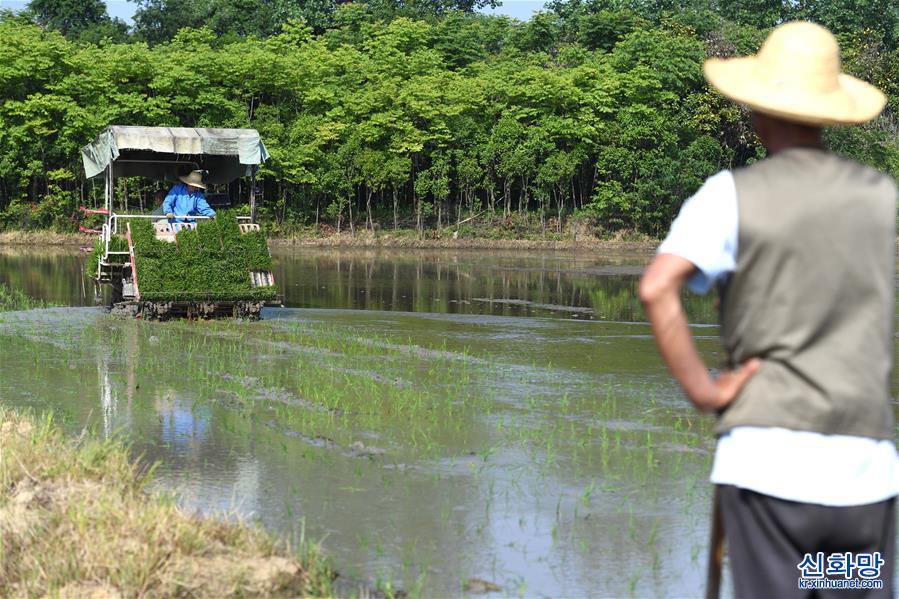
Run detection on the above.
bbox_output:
[640,21,897,596]
[163,169,216,222]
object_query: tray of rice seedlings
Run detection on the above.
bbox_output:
[110,211,279,320]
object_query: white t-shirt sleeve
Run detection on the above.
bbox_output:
[657,170,738,294]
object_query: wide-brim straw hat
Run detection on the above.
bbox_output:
[704,21,886,126]
[179,170,207,190]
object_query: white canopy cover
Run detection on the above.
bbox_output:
[81,126,269,184]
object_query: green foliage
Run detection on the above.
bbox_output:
[825,117,899,176]
[798,0,899,50]
[130,0,501,42]
[0,3,897,238]
[578,9,647,51]
[0,184,77,231]
[129,212,276,301]
[26,0,109,37]
[718,0,790,30]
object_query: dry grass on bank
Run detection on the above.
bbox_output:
[0,229,658,251]
[0,230,93,246]
[271,229,659,251]
[0,227,660,251]
[0,409,334,598]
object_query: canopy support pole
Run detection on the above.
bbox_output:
[249,167,257,224]
[105,164,111,215]
[104,164,113,238]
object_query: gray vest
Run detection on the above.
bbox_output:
[716,148,897,440]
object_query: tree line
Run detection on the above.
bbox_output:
[1,0,897,237]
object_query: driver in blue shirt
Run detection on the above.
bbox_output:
[163,170,216,222]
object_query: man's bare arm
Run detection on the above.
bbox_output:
[639,253,759,413]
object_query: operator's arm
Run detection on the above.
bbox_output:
[196,194,216,217]
[162,187,177,215]
[639,253,758,413]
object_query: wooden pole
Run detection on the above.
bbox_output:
[706,486,724,599]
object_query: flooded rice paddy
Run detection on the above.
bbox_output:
[2,247,898,597]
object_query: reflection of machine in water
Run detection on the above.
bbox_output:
[81,126,277,320]
[96,323,138,439]
[97,351,119,440]
[95,323,262,515]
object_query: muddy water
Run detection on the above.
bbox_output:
[1,247,897,597]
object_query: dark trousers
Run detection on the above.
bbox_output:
[719,485,895,598]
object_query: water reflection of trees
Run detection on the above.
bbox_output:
[1,248,718,324]
[0,250,91,307]
[274,251,718,324]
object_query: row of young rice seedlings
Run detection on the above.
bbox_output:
[479,370,715,493]
[82,319,713,485]
[154,318,717,596]
[129,321,457,593]
[4,314,716,496]
[136,318,499,460]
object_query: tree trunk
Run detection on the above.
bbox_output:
[557,186,564,234]
[413,156,422,238]
[393,187,398,231]
[572,178,578,211]
[366,186,373,231]
[540,194,546,237]
[504,180,510,217]
[416,195,422,238]
[347,193,355,235]
[518,176,524,214]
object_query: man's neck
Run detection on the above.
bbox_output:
[753,112,824,155]
[764,137,824,154]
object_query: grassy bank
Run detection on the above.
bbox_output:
[0,409,335,597]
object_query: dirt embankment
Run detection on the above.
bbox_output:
[0,410,335,598]
[6,228,899,253]
[0,228,659,251]
[270,233,659,251]
[0,230,94,246]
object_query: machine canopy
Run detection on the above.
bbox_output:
[81,126,269,185]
